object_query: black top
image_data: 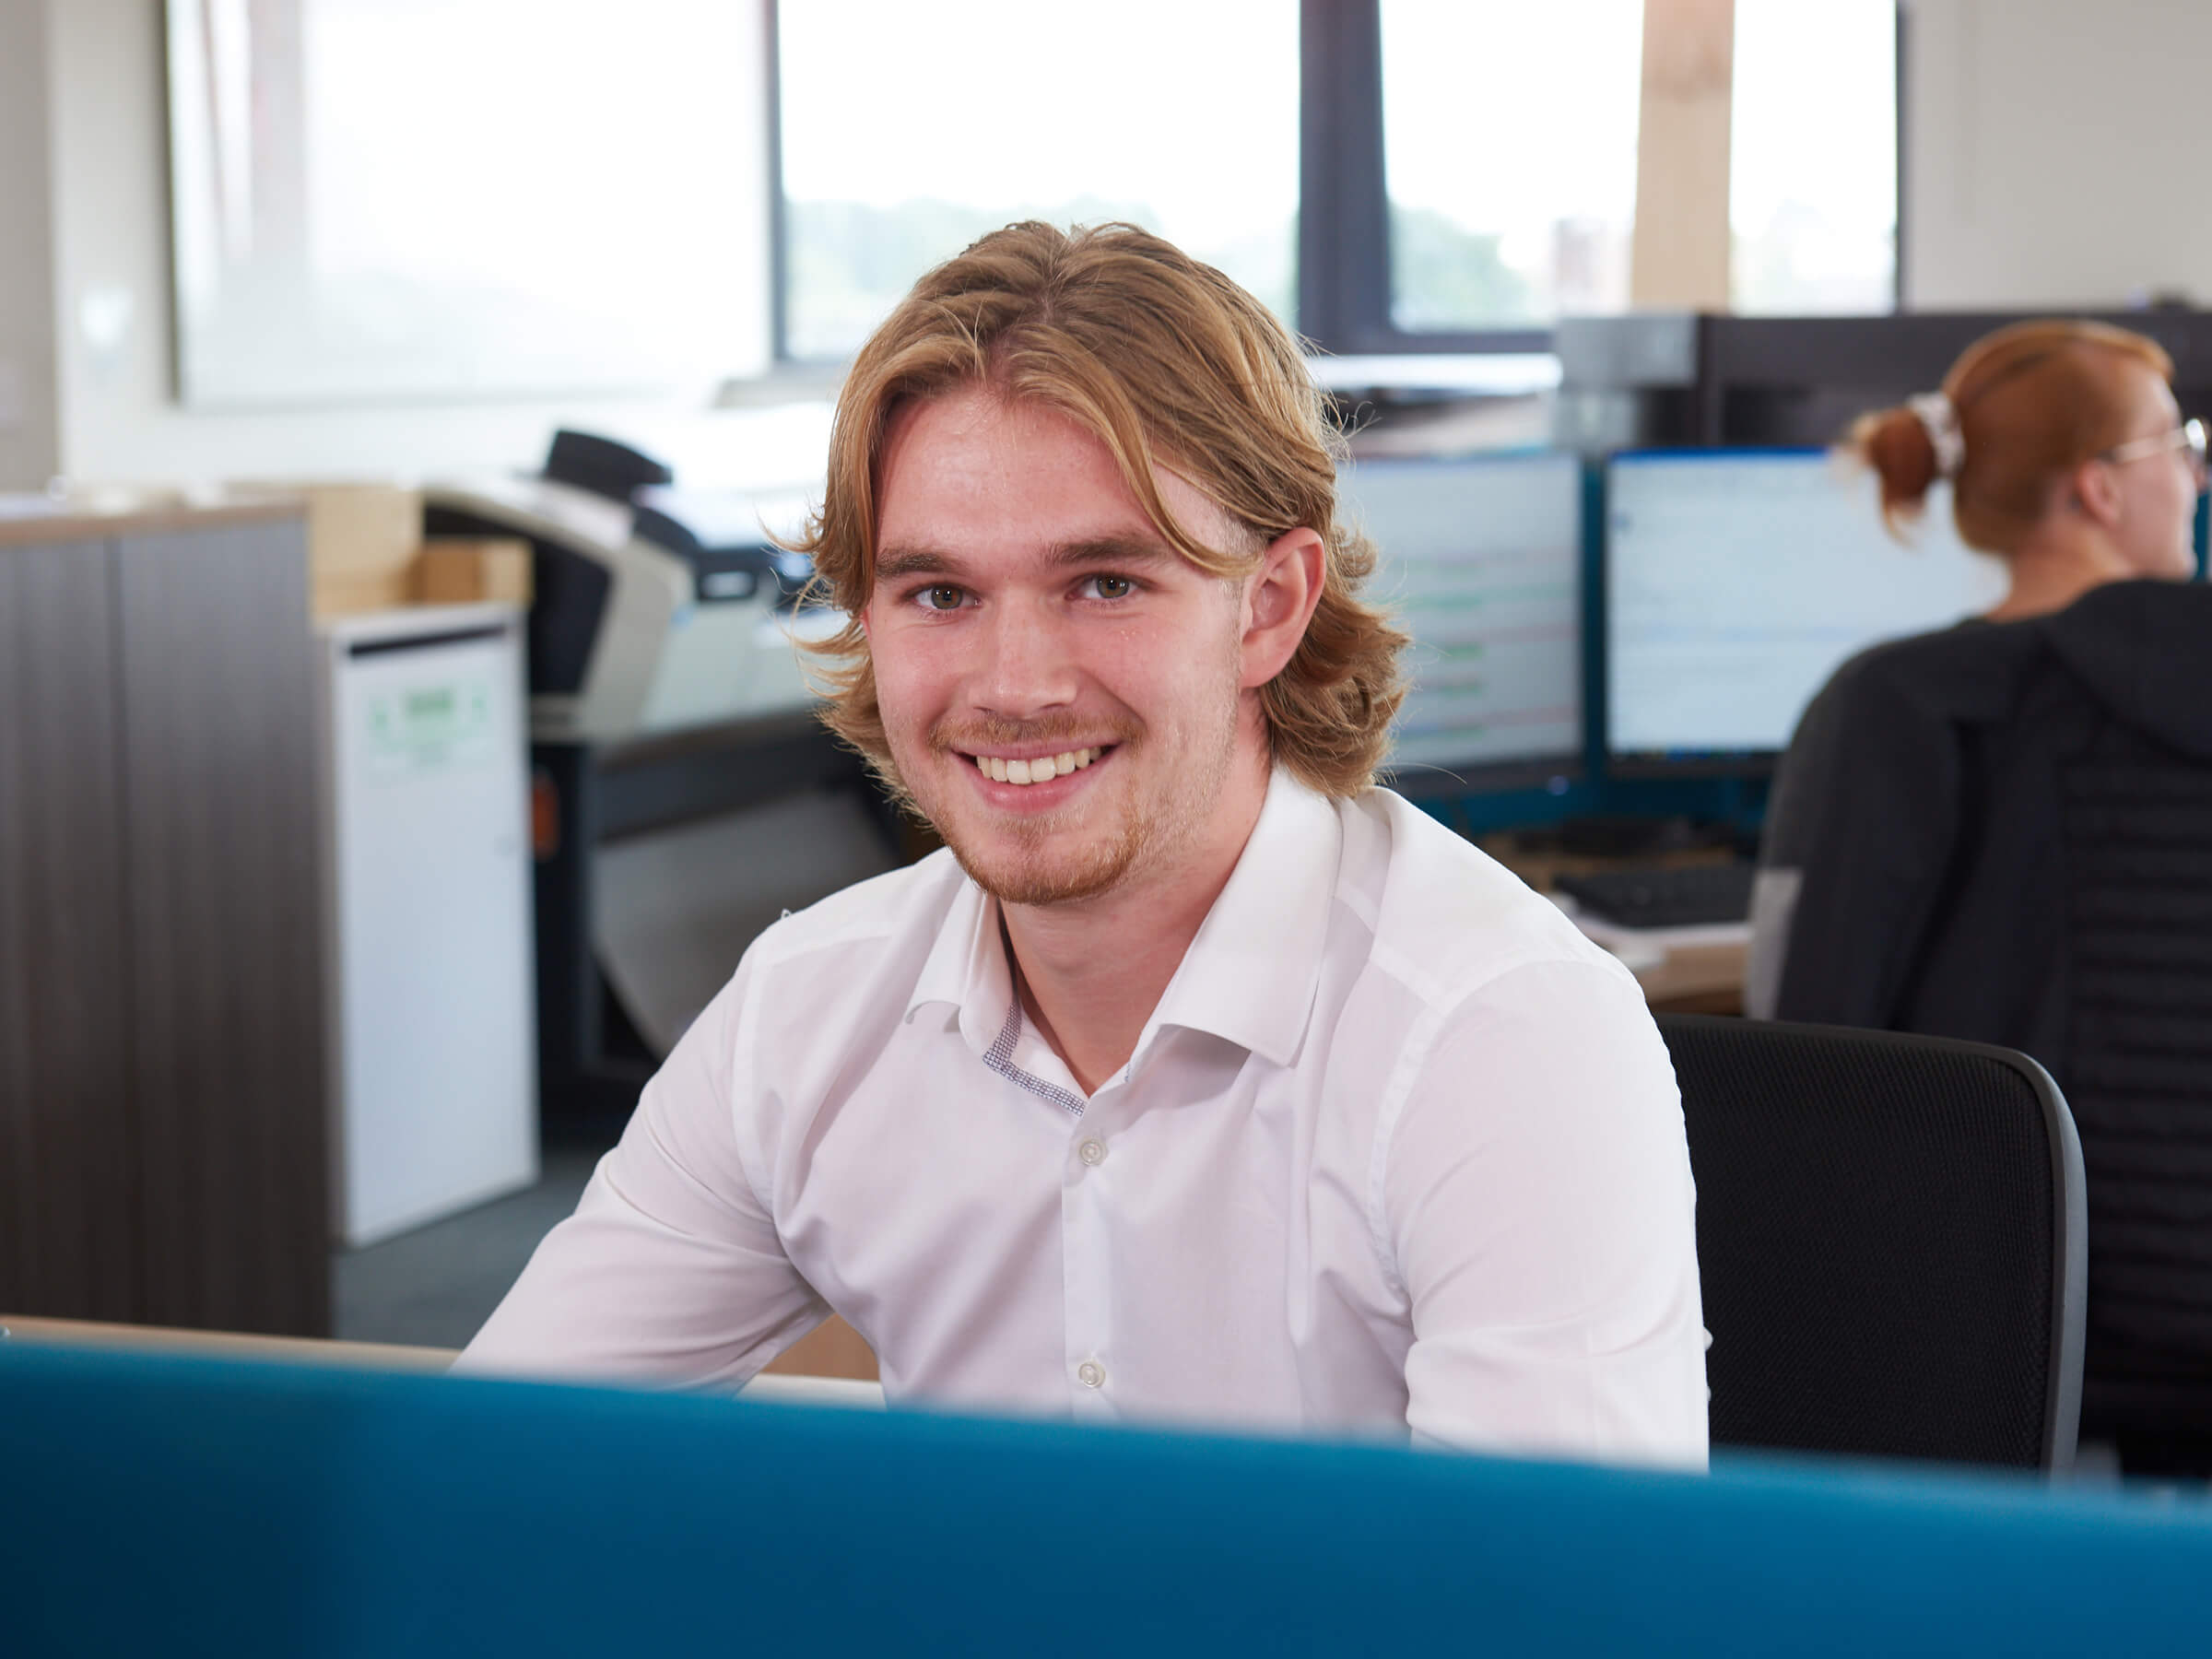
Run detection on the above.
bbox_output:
[1752,579,2212,1427]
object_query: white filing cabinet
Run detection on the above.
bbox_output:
[318,602,538,1246]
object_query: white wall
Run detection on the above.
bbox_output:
[0,0,60,489]
[1903,0,2212,310]
[43,0,778,487]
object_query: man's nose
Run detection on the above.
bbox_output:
[971,598,1078,717]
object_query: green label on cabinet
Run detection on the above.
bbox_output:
[364,677,495,779]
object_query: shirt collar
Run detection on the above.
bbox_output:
[905,869,1009,1057]
[902,767,1343,1069]
[1137,768,1338,1068]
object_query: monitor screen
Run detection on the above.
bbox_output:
[1606,450,2006,772]
[1339,452,1583,789]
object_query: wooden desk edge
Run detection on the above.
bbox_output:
[1,1314,458,1373]
[1633,940,1750,1015]
[3,1312,885,1384]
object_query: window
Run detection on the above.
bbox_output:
[774,1,1903,362]
[1379,0,1644,330]
[166,0,770,404]
[774,0,1298,361]
[1730,0,1898,313]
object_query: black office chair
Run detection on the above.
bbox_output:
[1659,1014,2087,1472]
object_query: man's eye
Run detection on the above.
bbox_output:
[1087,574,1135,600]
[923,585,965,611]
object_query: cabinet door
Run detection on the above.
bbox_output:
[0,537,136,1320]
[116,518,330,1336]
[328,620,536,1245]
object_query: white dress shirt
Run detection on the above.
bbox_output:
[461,771,1708,1467]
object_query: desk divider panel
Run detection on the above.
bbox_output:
[114,518,330,1335]
[0,536,135,1321]
[6,1344,2212,1656]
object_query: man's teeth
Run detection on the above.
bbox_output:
[974,747,1103,785]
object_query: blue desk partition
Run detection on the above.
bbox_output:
[6,1343,2209,1655]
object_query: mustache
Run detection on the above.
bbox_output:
[928,712,1143,755]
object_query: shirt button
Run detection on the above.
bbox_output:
[1076,1359,1106,1390]
[1077,1137,1108,1168]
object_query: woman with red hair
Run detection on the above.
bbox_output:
[1750,319,2212,1475]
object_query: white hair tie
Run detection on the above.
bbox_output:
[1908,392,1965,480]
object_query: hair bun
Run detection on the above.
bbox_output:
[1848,406,1940,529]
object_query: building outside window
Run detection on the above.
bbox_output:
[1730,0,1898,314]
[1379,0,1645,330]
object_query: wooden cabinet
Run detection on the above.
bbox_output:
[0,503,330,1335]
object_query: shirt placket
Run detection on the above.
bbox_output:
[981,994,1125,1421]
[1059,1055,1127,1425]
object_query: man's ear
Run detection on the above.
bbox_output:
[2073,458,2124,530]
[1240,527,1327,690]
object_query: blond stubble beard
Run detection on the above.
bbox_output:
[948,774,1156,907]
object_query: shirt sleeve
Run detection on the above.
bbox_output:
[1384,959,1708,1468]
[453,962,828,1390]
[1751,661,1961,1028]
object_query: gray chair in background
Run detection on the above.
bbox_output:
[1660,1014,2087,1473]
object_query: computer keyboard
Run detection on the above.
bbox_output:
[1551,863,1757,930]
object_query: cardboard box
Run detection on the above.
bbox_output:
[298,484,423,620]
[415,537,534,607]
[253,485,533,621]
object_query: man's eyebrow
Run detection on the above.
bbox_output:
[1044,535,1179,570]
[873,534,1180,585]
[874,545,959,582]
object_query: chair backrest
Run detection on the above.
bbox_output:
[2051,710,2212,1440]
[1658,1014,2087,1471]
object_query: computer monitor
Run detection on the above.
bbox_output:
[1338,452,1583,791]
[1605,449,2006,775]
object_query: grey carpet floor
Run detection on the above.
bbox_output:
[332,1142,606,1350]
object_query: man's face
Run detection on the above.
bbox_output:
[863,386,1262,908]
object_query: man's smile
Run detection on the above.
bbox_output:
[966,745,1112,785]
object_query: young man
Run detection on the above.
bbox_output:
[461,223,1707,1466]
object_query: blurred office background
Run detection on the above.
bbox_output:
[1,0,2206,1359]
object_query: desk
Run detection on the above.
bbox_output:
[1631,938,1750,1015]
[0,1312,887,1405]
[1478,832,1750,1015]
[0,1314,452,1373]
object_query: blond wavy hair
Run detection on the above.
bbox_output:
[790,220,1406,800]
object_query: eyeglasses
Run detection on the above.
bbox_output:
[2105,417,2209,483]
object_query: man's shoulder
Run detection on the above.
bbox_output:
[1334,788,1640,1011]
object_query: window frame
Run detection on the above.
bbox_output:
[764,0,792,367]
[767,0,1903,365]
[1296,0,1550,356]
